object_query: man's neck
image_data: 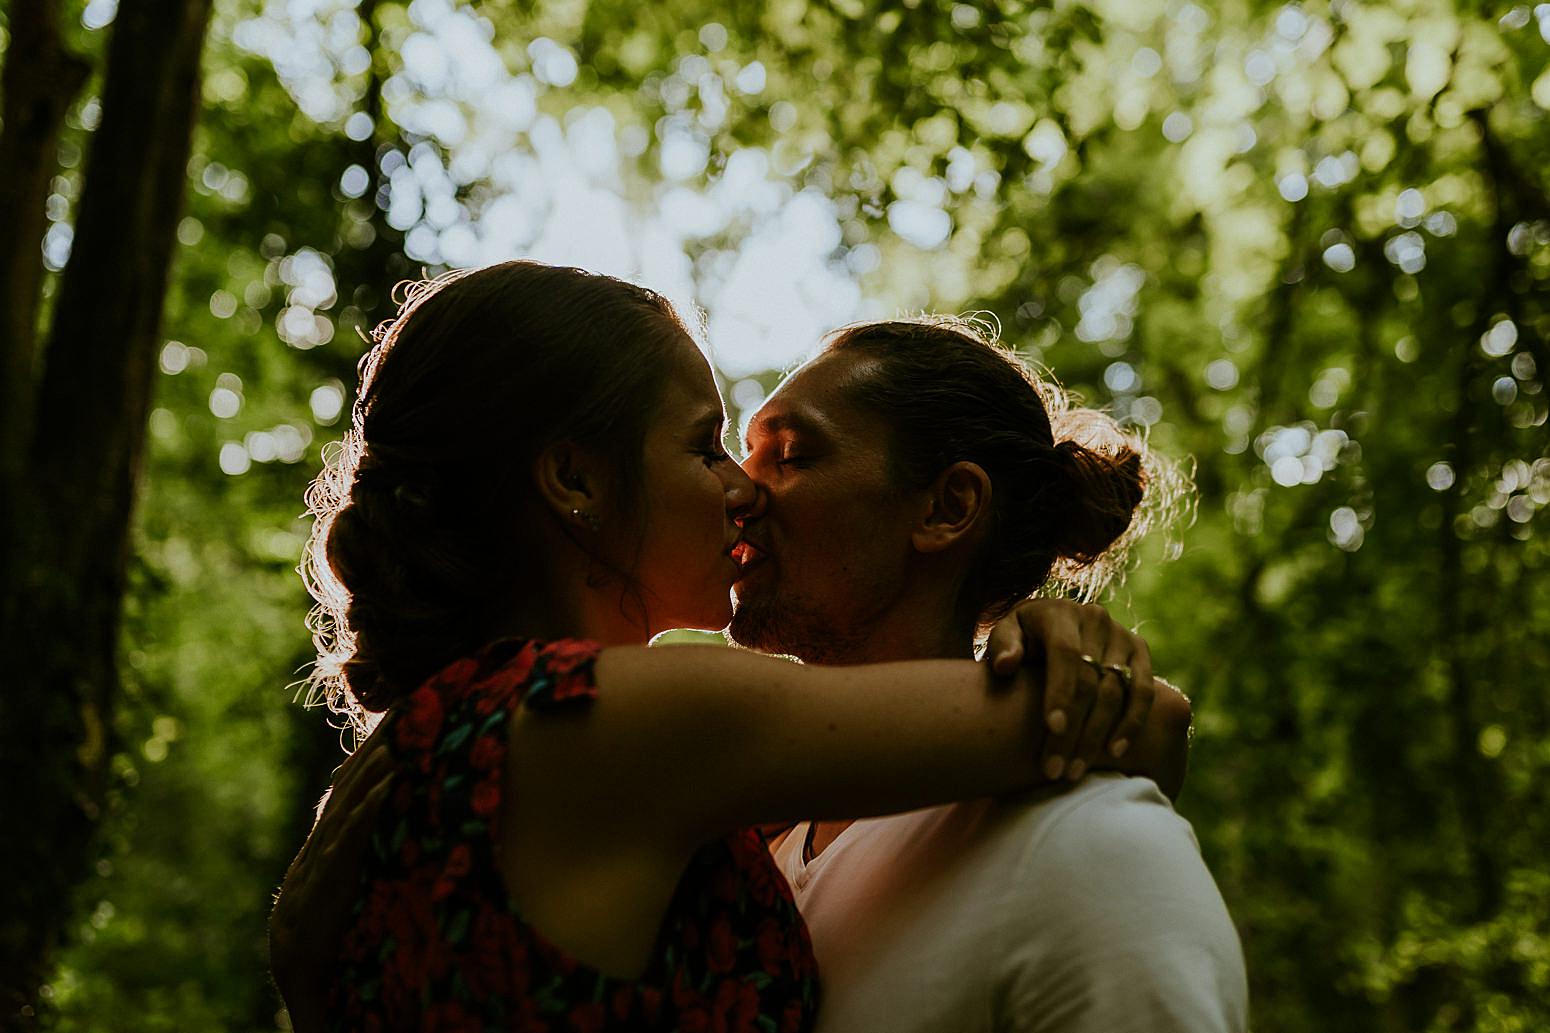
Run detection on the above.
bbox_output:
[800,608,976,863]
[801,610,976,666]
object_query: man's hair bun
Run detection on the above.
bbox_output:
[823,315,1195,622]
[1048,439,1146,564]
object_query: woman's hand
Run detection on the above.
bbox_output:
[270,727,395,1033]
[983,600,1156,783]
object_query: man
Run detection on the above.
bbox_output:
[725,318,1247,1032]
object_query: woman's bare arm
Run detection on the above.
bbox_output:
[270,606,1184,1010]
[514,646,1078,845]
[1114,677,1192,800]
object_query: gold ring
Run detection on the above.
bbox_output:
[1080,654,1133,687]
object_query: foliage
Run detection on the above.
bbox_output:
[8,0,1546,1029]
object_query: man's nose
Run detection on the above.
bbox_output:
[727,466,766,524]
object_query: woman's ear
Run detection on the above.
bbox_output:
[911,461,992,554]
[533,441,608,530]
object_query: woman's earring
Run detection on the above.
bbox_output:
[570,508,601,531]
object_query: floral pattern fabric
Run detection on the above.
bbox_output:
[333,637,820,1033]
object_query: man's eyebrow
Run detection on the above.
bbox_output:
[742,410,824,451]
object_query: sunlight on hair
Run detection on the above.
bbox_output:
[842,313,1198,607]
[294,270,476,744]
[1038,374,1197,603]
[295,432,369,742]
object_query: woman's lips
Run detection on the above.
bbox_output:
[729,539,769,580]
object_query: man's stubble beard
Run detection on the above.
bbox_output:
[728,585,880,666]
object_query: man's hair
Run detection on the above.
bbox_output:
[823,316,1192,623]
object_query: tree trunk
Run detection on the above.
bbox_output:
[0,0,214,1022]
[0,0,90,516]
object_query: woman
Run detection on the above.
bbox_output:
[277,261,1180,1031]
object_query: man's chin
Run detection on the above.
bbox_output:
[730,593,878,666]
[727,598,789,655]
[725,611,768,652]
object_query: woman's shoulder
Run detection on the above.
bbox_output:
[481,636,604,711]
[438,635,605,703]
[390,636,604,758]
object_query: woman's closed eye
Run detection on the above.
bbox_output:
[698,440,733,466]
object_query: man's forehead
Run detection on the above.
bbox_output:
[745,352,880,446]
[743,406,825,449]
[747,359,836,435]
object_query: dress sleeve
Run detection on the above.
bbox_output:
[992,778,1249,1033]
[518,638,603,712]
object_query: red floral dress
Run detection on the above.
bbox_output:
[332,637,820,1033]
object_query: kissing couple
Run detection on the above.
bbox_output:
[271,260,1247,1033]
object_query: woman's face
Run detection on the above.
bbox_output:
[626,336,756,634]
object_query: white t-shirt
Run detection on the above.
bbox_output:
[773,774,1248,1033]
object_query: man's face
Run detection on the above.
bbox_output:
[729,352,920,662]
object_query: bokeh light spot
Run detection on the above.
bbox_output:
[218,442,251,476]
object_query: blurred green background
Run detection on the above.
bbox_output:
[5,0,1549,1029]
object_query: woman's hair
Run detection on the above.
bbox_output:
[299,261,692,739]
[823,316,1193,624]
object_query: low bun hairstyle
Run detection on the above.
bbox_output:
[1047,438,1147,565]
[824,316,1192,623]
[299,262,693,737]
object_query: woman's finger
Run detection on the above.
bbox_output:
[1032,609,1086,737]
[330,740,393,814]
[1105,634,1155,759]
[273,752,394,988]
[1039,651,1098,779]
[312,752,394,882]
[984,617,1024,677]
[1039,604,1112,776]
[1071,627,1144,774]
[1077,604,1114,668]
[1066,667,1127,780]
[324,724,391,806]
[282,735,393,912]
[319,771,394,874]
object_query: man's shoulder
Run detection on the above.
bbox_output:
[980,775,1239,962]
[842,776,1206,909]
[986,777,1248,1032]
[865,775,1192,873]
[957,773,1238,948]
[821,780,1246,1033]
[980,773,1197,871]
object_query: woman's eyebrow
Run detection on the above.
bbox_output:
[688,408,725,436]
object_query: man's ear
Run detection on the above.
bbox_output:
[533,440,609,529]
[911,461,993,554]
